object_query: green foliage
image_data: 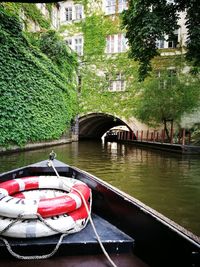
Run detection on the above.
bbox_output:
[79,54,139,118]
[69,0,198,127]
[135,71,200,127]
[0,6,78,147]
[59,5,140,119]
[39,30,78,78]
[191,126,200,145]
[23,31,41,48]
[0,4,22,36]
[185,0,200,70]
[46,3,53,15]
[122,0,200,80]
[21,3,51,30]
[82,14,107,58]
[1,2,51,31]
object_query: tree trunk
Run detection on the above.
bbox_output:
[163,119,170,141]
[170,120,174,144]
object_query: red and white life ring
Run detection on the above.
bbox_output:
[0,176,91,218]
[0,200,90,238]
[0,177,91,238]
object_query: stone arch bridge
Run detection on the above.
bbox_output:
[77,113,148,140]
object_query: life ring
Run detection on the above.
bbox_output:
[0,176,91,219]
[0,200,90,238]
[14,189,67,199]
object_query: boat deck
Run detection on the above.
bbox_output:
[0,214,133,256]
[0,214,149,266]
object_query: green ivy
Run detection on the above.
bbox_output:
[0,4,22,36]
[46,3,53,16]
[64,1,193,124]
[21,3,51,30]
[0,6,78,147]
[1,2,51,31]
[82,14,107,58]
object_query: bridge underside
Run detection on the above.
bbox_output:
[79,113,131,140]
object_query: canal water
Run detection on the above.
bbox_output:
[0,141,199,236]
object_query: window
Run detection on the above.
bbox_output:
[51,6,60,29]
[118,0,128,13]
[168,30,178,48]
[65,7,72,21]
[168,69,176,77]
[65,4,83,22]
[156,31,178,49]
[167,0,175,4]
[74,37,83,56]
[108,73,126,92]
[168,36,178,48]
[106,35,115,53]
[157,69,176,89]
[117,33,127,52]
[66,36,83,56]
[106,33,127,54]
[66,38,72,46]
[105,0,116,15]
[159,79,167,89]
[105,0,128,14]
[75,5,83,20]
[156,38,164,49]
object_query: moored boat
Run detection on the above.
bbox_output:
[0,153,199,267]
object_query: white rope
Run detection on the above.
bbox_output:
[0,207,91,260]
[0,233,67,260]
[49,159,117,267]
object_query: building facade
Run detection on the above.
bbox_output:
[34,1,189,133]
[55,1,187,119]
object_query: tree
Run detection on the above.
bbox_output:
[122,0,200,80]
[135,71,200,139]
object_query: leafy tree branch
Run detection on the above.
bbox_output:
[122,0,200,80]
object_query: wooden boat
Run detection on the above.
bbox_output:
[0,154,199,267]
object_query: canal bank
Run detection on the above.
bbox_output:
[118,140,200,155]
[0,132,78,155]
[113,130,200,155]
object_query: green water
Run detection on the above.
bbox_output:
[0,141,199,236]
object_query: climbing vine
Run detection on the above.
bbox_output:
[21,3,51,30]
[0,5,78,147]
[64,1,187,122]
[1,2,51,30]
[39,30,78,79]
[1,1,198,147]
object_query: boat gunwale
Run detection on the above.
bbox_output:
[71,165,200,247]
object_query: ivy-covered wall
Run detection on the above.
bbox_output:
[0,5,78,147]
[0,1,194,148]
[61,0,186,120]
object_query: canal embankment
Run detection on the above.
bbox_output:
[115,130,200,154]
[118,139,200,154]
[0,132,78,155]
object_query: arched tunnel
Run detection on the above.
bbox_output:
[78,113,132,140]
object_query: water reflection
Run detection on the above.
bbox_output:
[0,141,199,236]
